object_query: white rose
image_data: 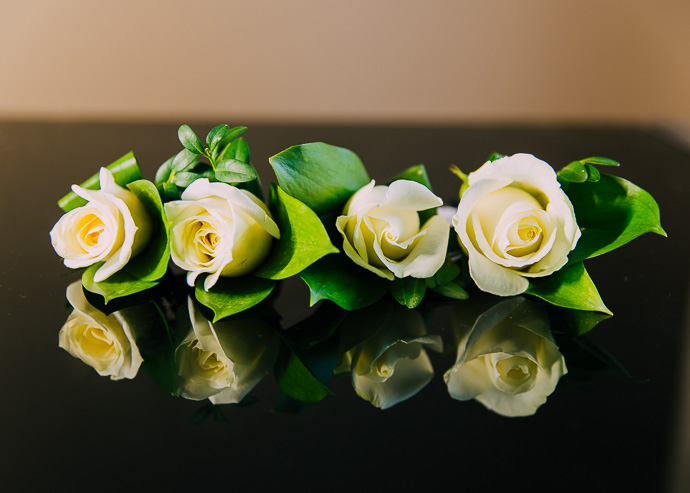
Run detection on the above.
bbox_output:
[175,298,280,404]
[164,179,280,291]
[50,168,152,282]
[58,281,144,380]
[336,179,449,280]
[336,304,442,409]
[452,154,581,296]
[444,297,567,417]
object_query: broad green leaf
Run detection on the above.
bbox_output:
[125,180,170,282]
[299,254,388,310]
[178,124,205,155]
[390,277,426,308]
[430,280,469,300]
[206,124,230,149]
[162,182,181,201]
[585,164,601,182]
[256,185,339,280]
[58,152,142,212]
[526,262,611,314]
[274,340,334,403]
[387,164,433,190]
[82,263,159,303]
[269,142,370,215]
[194,275,276,322]
[566,173,666,263]
[215,158,258,184]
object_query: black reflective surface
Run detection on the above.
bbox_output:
[2,121,688,491]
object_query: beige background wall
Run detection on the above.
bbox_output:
[1,0,689,124]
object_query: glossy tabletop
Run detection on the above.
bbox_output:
[1,121,688,491]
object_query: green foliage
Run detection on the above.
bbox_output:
[82,263,160,303]
[526,262,611,315]
[269,142,370,215]
[58,152,143,212]
[566,173,666,263]
[390,277,427,309]
[256,185,339,280]
[299,254,388,310]
[194,275,276,322]
[274,338,335,403]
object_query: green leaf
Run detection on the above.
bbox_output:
[194,275,276,322]
[426,257,461,288]
[487,152,505,162]
[206,124,230,149]
[124,180,170,282]
[299,254,388,310]
[155,156,174,193]
[548,305,611,336]
[58,152,143,212]
[390,277,427,308]
[559,161,589,183]
[178,124,206,155]
[256,185,339,280]
[387,164,433,190]
[269,142,370,215]
[215,126,248,155]
[581,156,620,167]
[274,340,335,403]
[526,262,611,314]
[585,164,600,182]
[172,149,199,172]
[566,173,666,263]
[215,158,258,184]
[430,280,469,300]
[173,172,200,188]
[82,263,159,303]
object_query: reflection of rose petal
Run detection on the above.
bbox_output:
[445,297,567,417]
[58,281,143,380]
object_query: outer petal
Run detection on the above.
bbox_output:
[382,180,443,211]
[375,215,449,278]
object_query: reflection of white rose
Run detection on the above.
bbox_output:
[452,154,580,296]
[337,304,442,409]
[165,180,280,291]
[59,281,143,380]
[444,297,567,417]
[336,179,449,280]
[176,298,279,404]
[50,168,152,282]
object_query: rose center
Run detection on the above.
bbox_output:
[77,214,107,251]
[492,355,538,394]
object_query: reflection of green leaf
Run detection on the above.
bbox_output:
[194,275,276,322]
[566,173,666,263]
[139,301,177,396]
[430,280,469,300]
[299,254,388,310]
[82,263,159,303]
[124,180,171,282]
[256,185,339,280]
[526,262,611,314]
[269,142,370,215]
[274,339,334,403]
[548,305,611,336]
[58,152,143,212]
[390,277,426,308]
